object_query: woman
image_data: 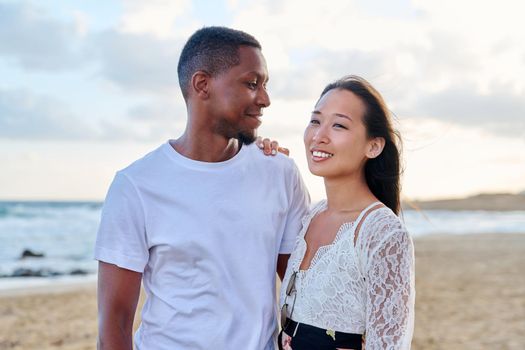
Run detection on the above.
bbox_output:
[272,75,414,349]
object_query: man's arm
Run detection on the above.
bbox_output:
[97,261,142,350]
[276,254,290,281]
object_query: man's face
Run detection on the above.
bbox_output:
[208,46,270,144]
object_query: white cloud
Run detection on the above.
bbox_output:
[231,0,427,52]
[2,0,525,199]
[269,48,389,101]
[125,100,187,140]
[399,117,525,200]
[72,10,90,36]
[0,88,98,140]
[0,1,85,71]
[88,30,182,94]
[227,0,525,140]
[119,0,192,38]
[406,86,525,138]
[0,88,181,142]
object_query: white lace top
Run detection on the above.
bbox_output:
[280,200,415,349]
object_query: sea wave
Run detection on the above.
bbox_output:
[0,201,101,278]
[403,209,525,236]
[0,201,524,279]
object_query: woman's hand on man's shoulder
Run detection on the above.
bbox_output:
[255,136,290,157]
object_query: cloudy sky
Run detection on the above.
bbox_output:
[1,0,524,202]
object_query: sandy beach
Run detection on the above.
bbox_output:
[1,233,524,350]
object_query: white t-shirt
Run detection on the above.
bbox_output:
[94,141,310,350]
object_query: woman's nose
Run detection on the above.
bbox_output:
[312,125,329,144]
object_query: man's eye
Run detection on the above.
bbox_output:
[247,82,257,89]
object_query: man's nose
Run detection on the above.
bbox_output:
[256,87,271,108]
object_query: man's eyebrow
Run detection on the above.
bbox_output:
[247,72,269,82]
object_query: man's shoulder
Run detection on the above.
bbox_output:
[118,143,168,177]
[243,144,299,173]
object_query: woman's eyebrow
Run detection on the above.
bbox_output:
[311,110,352,122]
[335,113,352,121]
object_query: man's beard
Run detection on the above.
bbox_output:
[237,130,256,145]
[215,118,257,145]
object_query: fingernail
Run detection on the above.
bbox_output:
[271,149,277,155]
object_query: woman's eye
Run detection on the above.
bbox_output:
[333,123,347,129]
[247,82,257,89]
[309,119,320,125]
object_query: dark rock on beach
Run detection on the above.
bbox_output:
[20,249,45,259]
[10,268,63,278]
[11,268,39,277]
[3,268,91,278]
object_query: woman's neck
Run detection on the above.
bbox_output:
[323,173,377,213]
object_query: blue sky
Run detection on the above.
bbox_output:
[1,0,525,201]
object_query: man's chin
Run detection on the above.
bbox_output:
[237,131,256,145]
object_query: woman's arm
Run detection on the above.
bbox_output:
[365,226,415,350]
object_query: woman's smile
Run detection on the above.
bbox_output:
[310,149,334,162]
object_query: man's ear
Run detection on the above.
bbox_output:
[191,71,211,99]
[366,137,385,159]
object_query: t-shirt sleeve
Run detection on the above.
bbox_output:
[279,162,311,254]
[94,171,149,272]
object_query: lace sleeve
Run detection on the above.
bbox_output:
[364,216,415,350]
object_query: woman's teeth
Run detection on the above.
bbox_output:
[312,151,333,158]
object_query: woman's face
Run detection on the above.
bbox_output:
[303,88,373,179]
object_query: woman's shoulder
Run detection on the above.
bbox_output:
[299,199,327,231]
[359,205,410,245]
[305,199,327,218]
[366,205,402,225]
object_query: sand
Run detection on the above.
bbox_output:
[0,233,524,350]
[412,233,525,350]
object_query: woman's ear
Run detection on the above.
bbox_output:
[366,137,385,159]
[191,71,211,99]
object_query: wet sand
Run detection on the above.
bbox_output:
[0,233,524,349]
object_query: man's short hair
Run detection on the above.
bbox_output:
[177,26,261,99]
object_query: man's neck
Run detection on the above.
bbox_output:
[170,131,241,163]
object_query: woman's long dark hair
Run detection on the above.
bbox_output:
[320,75,402,214]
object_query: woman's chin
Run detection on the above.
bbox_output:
[307,165,331,178]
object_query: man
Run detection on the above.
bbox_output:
[95,26,310,349]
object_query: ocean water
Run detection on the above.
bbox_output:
[0,201,101,279]
[1,201,524,281]
[402,209,525,236]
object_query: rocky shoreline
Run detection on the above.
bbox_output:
[0,249,91,278]
[1,268,90,278]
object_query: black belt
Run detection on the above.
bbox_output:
[282,318,363,350]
